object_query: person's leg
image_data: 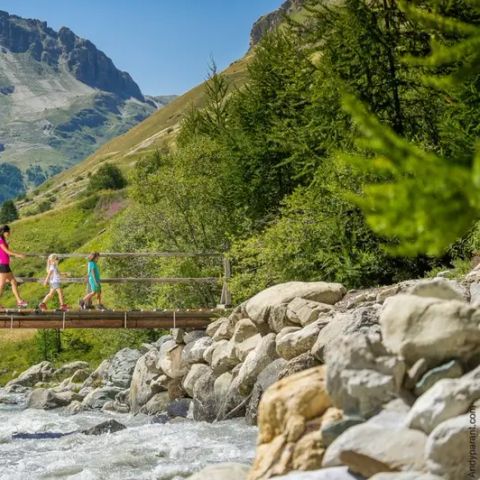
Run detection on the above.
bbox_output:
[0,274,7,304]
[83,291,95,304]
[57,288,65,305]
[41,289,55,305]
[9,274,24,304]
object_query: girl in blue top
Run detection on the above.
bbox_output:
[79,252,103,309]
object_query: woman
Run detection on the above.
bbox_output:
[0,225,28,309]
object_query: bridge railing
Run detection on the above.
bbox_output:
[18,251,232,307]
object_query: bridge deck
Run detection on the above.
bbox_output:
[0,310,216,329]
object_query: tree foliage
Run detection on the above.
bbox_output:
[0,200,19,223]
[87,163,127,193]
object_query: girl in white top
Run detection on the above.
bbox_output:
[39,254,68,311]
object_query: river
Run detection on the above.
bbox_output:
[0,392,257,480]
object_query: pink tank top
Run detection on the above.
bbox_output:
[0,237,10,265]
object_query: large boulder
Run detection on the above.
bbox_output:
[54,361,90,381]
[158,340,188,379]
[106,348,142,388]
[245,282,346,325]
[182,364,211,397]
[325,332,405,418]
[6,361,55,390]
[192,369,218,421]
[406,365,480,434]
[27,388,79,410]
[129,349,163,413]
[186,463,250,480]
[426,414,479,480]
[311,313,352,362]
[182,336,213,364]
[212,316,237,341]
[248,366,332,480]
[380,295,480,365]
[81,359,111,389]
[211,340,240,375]
[231,318,258,343]
[407,277,467,302]
[276,320,327,360]
[140,391,170,415]
[82,386,123,409]
[286,297,334,326]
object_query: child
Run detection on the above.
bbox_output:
[39,254,68,312]
[0,225,28,309]
[80,252,104,309]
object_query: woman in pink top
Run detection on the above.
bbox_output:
[0,225,28,309]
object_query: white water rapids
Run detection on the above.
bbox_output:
[0,393,257,480]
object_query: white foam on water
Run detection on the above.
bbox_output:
[0,402,257,480]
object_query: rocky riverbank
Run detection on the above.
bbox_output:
[1,275,479,479]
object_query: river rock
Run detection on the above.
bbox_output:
[192,369,218,421]
[325,331,405,418]
[206,317,224,338]
[268,467,364,479]
[140,391,170,415]
[245,281,346,325]
[211,340,240,375]
[278,353,318,380]
[105,348,142,388]
[404,358,429,390]
[426,413,479,479]
[158,340,188,379]
[129,349,163,413]
[406,365,480,433]
[235,333,262,362]
[286,297,334,326]
[167,398,192,418]
[82,386,123,409]
[232,318,258,342]
[82,419,126,436]
[370,474,442,480]
[414,359,463,396]
[183,364,212,397]
[380,294,480,365]
[311,313,352,362]
[184,330,206,344]
[248,366,332,480]
[323,406,427,476]
[27,388,79,410]
[267,304,297,333]
[246,358,288,425]
[407,277,467,301]
[212,316,236,341]
[82,359,111,389]
[320,415,365,447]
[182,336,213,364]
[171,328,185,344]
[65,400,83,415]
[6,361,56,390]
[54,361,90,380]
[187,463,250,480]
[276,320,327,360]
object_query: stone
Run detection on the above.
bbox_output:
[248,366,332,480]
[376,284,401,303]
[65,400,83,415]
[152,334,173,350]
[171,328,185,344]
[202,343,216,364]
[212,317,236,341]
[286,297,334,326]
[267,303,297,333]
[404,358,429,390]
[81,419,126,436]
[192,369,217,422]
[426,414,480,479]
[214,372,233,400]
[167,398,192,418]
[323,409,427,477]
[311,313,352,362]
[469,281,480,306]
[246,358,288,425]
[206,317,225,338]
[231,318,258,343]
[380,295,480,365]
[235,333,261,362]
[182,364,211,397]
[325,332,405,418]
[140,391,170,415]
[211,340,240,375]
[167,377,185,400]
[128,349,163,413]
[414,359,463,396]
[182,336,213,364]
[406,365,480,434]
[81,359,111,389]
[408,277,466,301]
[370,474,442,480]
[276,320,327,360]
[54,361,90,380]
[278,353,318,380]
[321,416,365,447]
[105,348,142,388]
[266,467,364,479]
[158,340,188,379]
[69,368,91,384]
[27,388,79,410]
[184,330,206,344]
[5,361,56,389]
[232,333,278,396]
[82,386,123,409]
[245,281,346,325]
[187,463,250,480]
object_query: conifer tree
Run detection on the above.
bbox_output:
[0,200,19,223]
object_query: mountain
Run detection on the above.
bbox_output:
[0,10,175,201]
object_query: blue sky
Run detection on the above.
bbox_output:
[0,0,282,95]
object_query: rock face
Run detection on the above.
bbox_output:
[187,463,251,480]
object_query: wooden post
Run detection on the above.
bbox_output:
[219,256,232,308]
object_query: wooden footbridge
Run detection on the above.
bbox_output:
[0,250,231,330]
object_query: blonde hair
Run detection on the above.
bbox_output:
[46,254,58,273]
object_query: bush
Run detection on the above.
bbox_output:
[87,163,127,193]
[0,200,18,223]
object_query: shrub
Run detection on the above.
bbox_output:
[87,163,127,193]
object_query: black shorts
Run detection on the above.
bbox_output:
[0,264,12,274]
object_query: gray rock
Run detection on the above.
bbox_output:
[82,386,123,409]
[426,414,479,479]
[27,388,79,410]
[381,295,480,365]
[184,330,206,344]
[245,281,346,325]
[140,391,170,415]
[370,473,442,480]
[211,340,240,375]
[182,336,213,364]
[276,320,328,360]
[171,328,185,344]
[6,361,55,389]
[406,365,480,434]
[82,419,126,436]
[408,277,467,301]
[311,313,352,362]
[182,364,211,397]
[54,361,89,380]
[202,343,216,364]
[186,463,250,480]
[234,333,261,362]
[65,400,83,415]
[206,317,225,338]
[404,358,429,390]
[469,281,480,306]
[325,332,405,418]
[321,416,365,447]
[267,303,297,333]
[278,353,318,380]
[158,340,188,379]
[231,318,258,343]
[192,369,217,422]
[212,317,236,341]
[414,359,463,396]
[245,358,288,425]
[152,334,173,350]
[270,467,364,479]
[167,398,192,418]
[286,297,334,326]
[106,348,141,388]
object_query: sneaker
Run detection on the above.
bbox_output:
[60,304,69,312]
[17,300,28,308]
[79,299,85,310]
[38,303,47,311]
